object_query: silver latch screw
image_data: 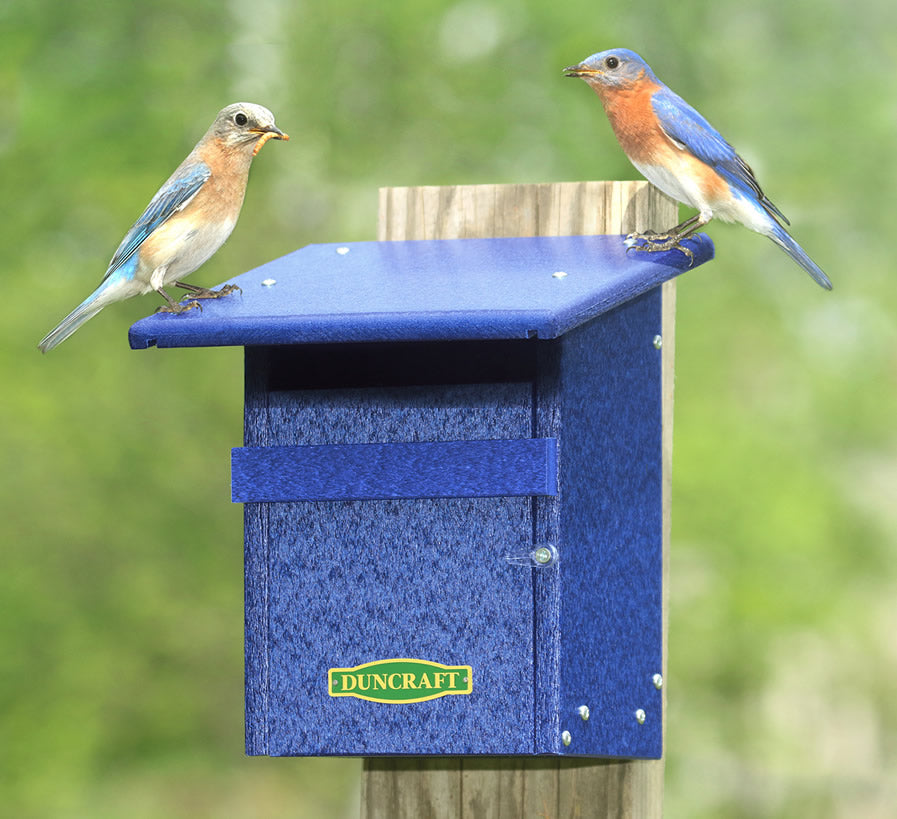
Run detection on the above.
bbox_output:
[533,547,553,565]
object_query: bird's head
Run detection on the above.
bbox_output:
[564,49,656,90]
[212,103,289,155]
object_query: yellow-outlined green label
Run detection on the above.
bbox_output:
[328,659,472,704]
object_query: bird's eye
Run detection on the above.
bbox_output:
[605,56,619,69]
[234,112,248,126]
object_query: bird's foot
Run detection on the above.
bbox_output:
[625,231,695,267]
[175,281,242,301]
[156,299,202,315]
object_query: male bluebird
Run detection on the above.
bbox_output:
[564,49,832,289]
[38,102,289,353]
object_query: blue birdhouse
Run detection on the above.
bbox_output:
[130,229,713,760]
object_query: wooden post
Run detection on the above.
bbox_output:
[360,181,676,819]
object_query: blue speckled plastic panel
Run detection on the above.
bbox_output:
[128,234,711,349]
[231,438,558,502]
[244,373,540,756]
[551,290,664,758]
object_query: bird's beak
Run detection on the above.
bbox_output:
[251,125,289,140]
[563,63,600,78]
[250,126,290,156]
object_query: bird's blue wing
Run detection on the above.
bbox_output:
[650,90,789,225]
[101,161,211,283]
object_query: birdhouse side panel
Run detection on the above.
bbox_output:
[553,288,665,758]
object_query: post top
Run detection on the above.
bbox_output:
[128,234,713,349]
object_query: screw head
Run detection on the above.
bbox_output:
[561,730,572,747]
[652,673,663,690]
[261,278,277,287]
[552,271,568,279]
[336,246,350,255]
[652,335,663,349]
[577,705,590,721]
[634,709,646,725]
[533,547,552,565]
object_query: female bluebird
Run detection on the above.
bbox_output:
[565,49,832,289]
[39,103,289,353]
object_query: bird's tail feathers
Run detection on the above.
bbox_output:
[767,224,832,291]
[760,194,790,227]
[38,286,115,353]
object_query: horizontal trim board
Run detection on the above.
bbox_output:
[232,438,558,502]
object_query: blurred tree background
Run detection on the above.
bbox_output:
[3,0,895,816]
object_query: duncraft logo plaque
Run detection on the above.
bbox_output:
[328,659,472,704]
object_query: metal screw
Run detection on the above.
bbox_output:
[552,271,568,279]
[561,730,572,747]
[533,547,552,565]
[261,278,276,287]
[336,246,350,255]
[652,334,663,349]
[652,673,663,690]
[634,709,646,725]
[577,705,590,721]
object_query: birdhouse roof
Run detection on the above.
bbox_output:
[128,234,713,349]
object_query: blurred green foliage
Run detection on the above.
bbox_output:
[3,0,896,816]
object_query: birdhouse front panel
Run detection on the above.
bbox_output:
[241,343,545,756]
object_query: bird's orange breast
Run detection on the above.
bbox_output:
[595,76,670,165]
[592,75,731,206]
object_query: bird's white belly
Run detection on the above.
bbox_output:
[631,157,773,233]
[140,215,237,289]
[631,158,707,213]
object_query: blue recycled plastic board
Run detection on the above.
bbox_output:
[129,234,712,348]
[130,234,714,759]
